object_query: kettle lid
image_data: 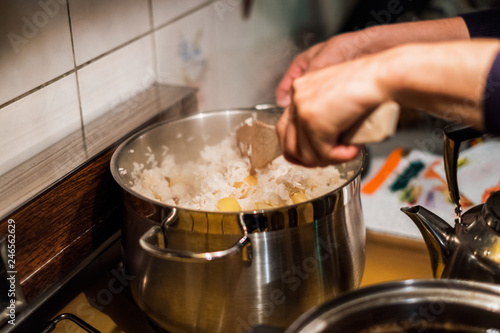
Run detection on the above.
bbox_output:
[484,191,500,233]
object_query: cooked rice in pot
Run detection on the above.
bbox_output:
[131,136,346,212]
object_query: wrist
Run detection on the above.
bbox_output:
[373,40,500,130]
[370,44,411,103]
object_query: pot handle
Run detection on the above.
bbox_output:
[139,209,252,262]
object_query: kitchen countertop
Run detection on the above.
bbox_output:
[361,230,432,286]
[362,128,441,239]
[362,128,500,239]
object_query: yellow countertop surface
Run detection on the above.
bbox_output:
[361,230,433,286]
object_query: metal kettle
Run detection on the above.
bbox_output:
[401,124,500,283]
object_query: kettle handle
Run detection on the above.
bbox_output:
[443,124,483,219]
[139,209,252,262]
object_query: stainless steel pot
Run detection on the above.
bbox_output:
[110,107,367,333]
[268,279,500,333]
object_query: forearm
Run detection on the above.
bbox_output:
[310,17,470,72]
[277,15,500,167]
[379,40,500,129]
[278,15,471,106]
[361,17,470,54]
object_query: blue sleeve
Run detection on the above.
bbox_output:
[460,9,500,38]
[460,9,500,134]
[483,51,500,135]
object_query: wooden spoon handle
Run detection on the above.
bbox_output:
[339,101,400,145]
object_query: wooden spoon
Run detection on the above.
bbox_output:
[236,101,400,169]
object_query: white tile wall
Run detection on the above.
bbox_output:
[151,0,211,28]
[69,0,151,65]
[0,0,74,105]
[154,1,303,111]
[211,1,300,108]
[208,0,358,109]
[0,0,304,178]
[78,35,155,125]
[0,0,308,204]
[155,5,220,111]
[0,75,81,175]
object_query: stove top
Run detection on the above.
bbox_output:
[147,321,170,333]
[6,231,432,333]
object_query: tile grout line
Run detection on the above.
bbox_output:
[0,2,214,111]
[147,0,162,111]
[0,28,154,111]
[0,70,76,110]
[65,0,88,156]
[147,0,158,83]
[154,1,215,32]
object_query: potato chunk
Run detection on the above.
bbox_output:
[243,175,258,186]
[233,175,258,188]
[291,191,308,204]
[255,202,274,210]
[217,197,242,212]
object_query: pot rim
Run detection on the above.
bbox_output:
[110,108,368,216]
[285,278,500,333]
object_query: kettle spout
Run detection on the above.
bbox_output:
[401,206,455,278]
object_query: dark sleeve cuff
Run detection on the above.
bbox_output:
[460,9,500,38]
[483,50,500,135]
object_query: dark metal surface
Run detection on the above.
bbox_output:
[402,202,500,283]
[400,206,454,278]
[443,124,483,222]
[402,124,500,284]
[249,325,285,333]
[0,233,121,333]
[484,191,500,233]
[40,313,101,333]
[284,279,500,333]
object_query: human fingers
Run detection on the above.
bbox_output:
[296,123,358,166]
[276,44,325,107]
[325,145,362,164]
[279,89,344,167]
[307,34,354,72]
[287,73,345,166]
[277,103,313,166]
[276,105,292,153]
[286,120,362,167]
[282,104,303,164]
[307,31,376,73]
[275,65,301,107]
[289,70,367,166]
[296,123,362,166]
[294,115,325,167]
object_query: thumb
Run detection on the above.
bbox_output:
[275,57,311,107]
